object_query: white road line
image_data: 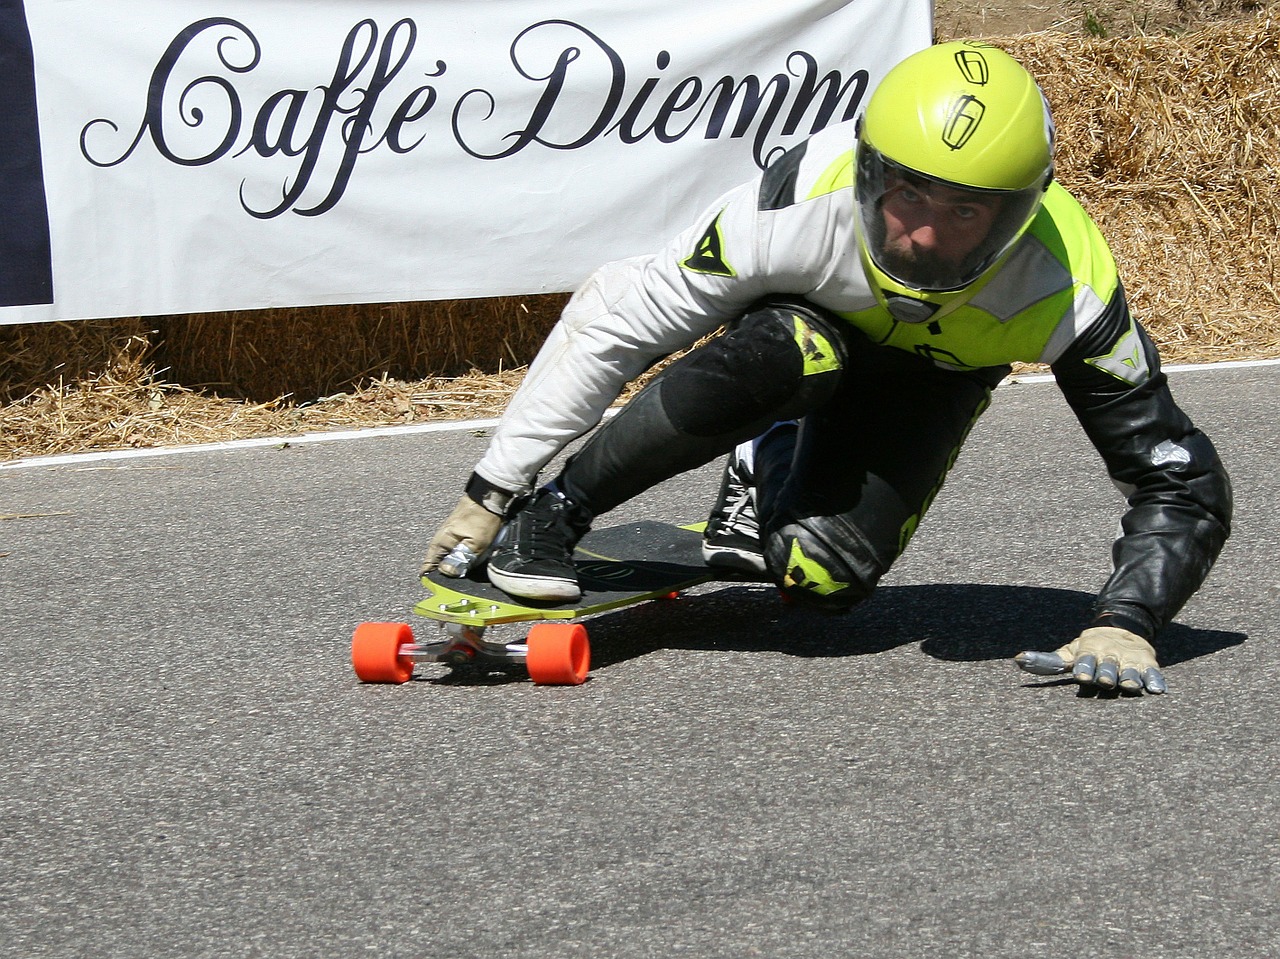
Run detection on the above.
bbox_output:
[1002,356,1280,385]
[3,358,1278,472]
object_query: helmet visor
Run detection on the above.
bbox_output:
[856,141,1045,292]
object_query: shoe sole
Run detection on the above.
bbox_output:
[487,565,583,603]
[701,544,767,576]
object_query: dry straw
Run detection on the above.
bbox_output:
[1002,17,1280,360]
[2,15,1277,459]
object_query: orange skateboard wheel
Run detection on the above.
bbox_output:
[351,621,415,684]
[525,623,590,685]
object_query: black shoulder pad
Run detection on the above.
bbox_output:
[758,141,808,212]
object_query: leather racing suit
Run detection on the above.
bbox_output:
[465,119,1232,640]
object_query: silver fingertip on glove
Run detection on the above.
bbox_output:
[439,543,478,578]
[1013,650,1069,676]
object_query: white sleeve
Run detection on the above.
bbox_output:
[472,180,774,494]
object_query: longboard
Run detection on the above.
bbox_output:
[352,521,728,686]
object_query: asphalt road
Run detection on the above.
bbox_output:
[1,363,1276,958]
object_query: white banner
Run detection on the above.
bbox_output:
[1,0,930,324]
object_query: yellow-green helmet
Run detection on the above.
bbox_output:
[855,41,1055,305]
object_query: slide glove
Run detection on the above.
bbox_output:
[1015,626,1166,694]
[421,495,504,578]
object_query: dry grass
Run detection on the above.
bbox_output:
[1002,17,1280,360]
[0,299,567,459]
[3,14,1278,461]
[0,324,532,460]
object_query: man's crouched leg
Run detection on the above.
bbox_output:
[490,298,846,604]
[762,517,882,611]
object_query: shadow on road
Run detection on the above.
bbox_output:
[581,582,1245,670]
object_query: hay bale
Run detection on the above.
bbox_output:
[0,316,154,403]
[1001,17,1280,359]
[152,294,569,402]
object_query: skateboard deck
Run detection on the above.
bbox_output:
[352,521,729,687]
[414,520,715,627]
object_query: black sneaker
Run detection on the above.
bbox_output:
[702,445,766,575]
[487,486,590,602]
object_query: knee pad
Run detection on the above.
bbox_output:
[660,298,846,436]
[763,518,879,611]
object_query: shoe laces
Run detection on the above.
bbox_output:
[511,491,579,559]
[712,461,759,537]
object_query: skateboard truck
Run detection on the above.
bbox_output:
[351,620,590,685]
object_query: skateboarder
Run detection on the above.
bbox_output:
[422,41,1232,695]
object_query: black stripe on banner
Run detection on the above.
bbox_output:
[0,0,54,307]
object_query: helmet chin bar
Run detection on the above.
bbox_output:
[884,295,939,324]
